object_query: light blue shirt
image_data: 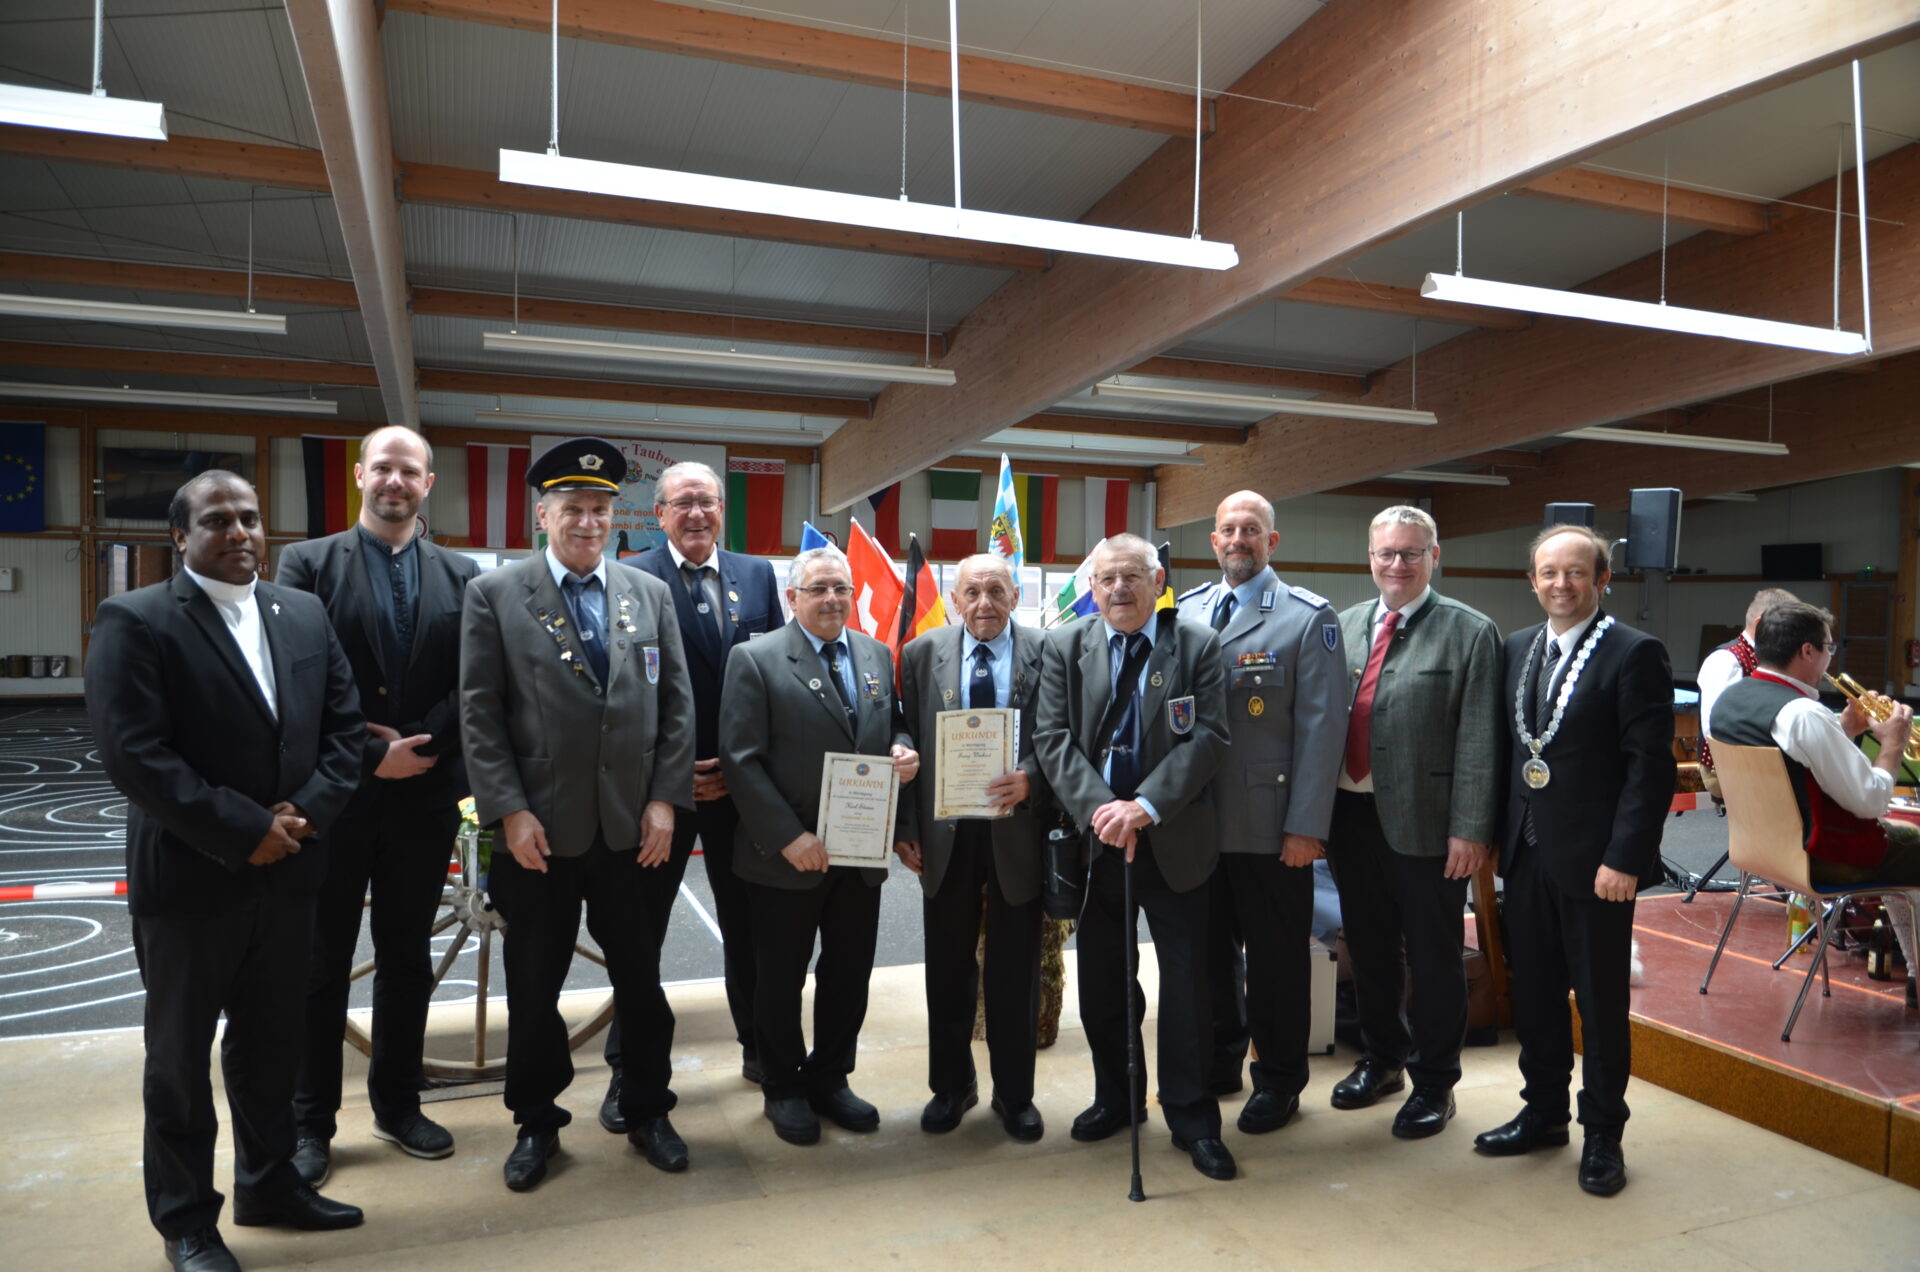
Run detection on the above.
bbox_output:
[799,623,857,708]
[545,547,609,640]
[959,624,1014,708]
[1212,568,1271,628]
[1100,618,1160,824]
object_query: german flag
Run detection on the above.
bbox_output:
[301,435,361,538]
[891,533,948,689]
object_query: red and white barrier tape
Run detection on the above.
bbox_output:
[0,880,128,902]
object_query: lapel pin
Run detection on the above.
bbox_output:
[1150,671,1165,687]
[809,678,823,692]
[270,601,280,616]
[728,589,739,602]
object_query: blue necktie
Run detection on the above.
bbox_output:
[564,576,609,686]
[1105,632,1150,800]
[969,644,996,710]
[822,639,855,724]
[1212,592,1236,632]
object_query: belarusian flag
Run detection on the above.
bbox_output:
[726,457,785,554]
[928,467,981,559]
[1084,476,1129,551]
[301,435,361,539]
[1013,473,1058,563]
[466,443,530,548]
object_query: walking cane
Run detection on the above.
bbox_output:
[1123,840,1146,1203]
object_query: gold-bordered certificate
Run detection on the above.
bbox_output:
[934,707,1018,821]
[818,751,900,869]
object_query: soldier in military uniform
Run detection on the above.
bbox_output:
[1175,491,1349,1135]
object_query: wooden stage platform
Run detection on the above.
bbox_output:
[1620,889,1920,1187]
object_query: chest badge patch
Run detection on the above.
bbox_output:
[644,646,659,684]
[1248,695,1265,718]
[1168,695,1195,735]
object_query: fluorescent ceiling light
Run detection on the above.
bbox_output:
[499,149,1238,272]
[0,292,286,335]
[482,330,953,386]
[1090,381,1437,426]
[1561,425,1789,456]
[958,444,1205,468]
[0,83,167,141]
[1381,469,1510,486]
[0,382,335,414]
[1421,273,1867,357]
[473,409,826,445]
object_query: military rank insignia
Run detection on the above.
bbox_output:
[1238,651,1278,668]
[644,646,659,684]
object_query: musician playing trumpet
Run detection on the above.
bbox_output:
[1708,601,1919,1001]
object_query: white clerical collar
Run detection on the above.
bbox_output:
[667,540,718,573]
[545,546,609,590]
[1376,586,1432,625]
[183,565,257,606]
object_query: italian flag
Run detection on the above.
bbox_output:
[928,467,981,559]
[726,458,785,554]
[1084,476,1129,552]
[466,444,530,548]
[1013,473,1059,564]
[301,435,361,539]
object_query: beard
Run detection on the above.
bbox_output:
[1220,551,1263,585]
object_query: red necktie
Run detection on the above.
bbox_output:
[1344,610,1401,782]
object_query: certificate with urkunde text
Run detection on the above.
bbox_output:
[934,708,1018,821]
[818,752,900,869]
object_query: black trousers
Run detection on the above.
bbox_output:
[1077,840,1220,1141]
[1327,790,1471,1089]
[489,838,690,1134]
[922,823,1043,1105]
[749,869,882,1101]
[1203,866,1249,1087]
[1222,852,1316,1099]
[134,891,314,1238]
[605,798,749,1072]
[294,795,459,1139]
[1504,829,1637,1137]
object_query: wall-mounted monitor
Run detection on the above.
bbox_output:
[1759,541,1823,581]
[101,448,249,521]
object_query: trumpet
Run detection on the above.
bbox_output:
[1823,671,1920,764]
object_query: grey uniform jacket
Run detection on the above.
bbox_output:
[719,621,912,891]
[1337,590,1504,857]
[459,552,696,857]
[1033,609,1228,895]
[1176,568,1348,850]
[896,622,1051,905]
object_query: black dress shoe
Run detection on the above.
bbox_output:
[231,1179,364,1230]
[764,1095,822,1145]
[599,1074,627,1134]
[630,1115,689,1172]
[809,1086,880,1132]
[991,1097,1045,1142]
[1069,1104,1143,1143]
[742,1054,764,1085]
[164,1228,239,1272]
[1170,1134,1237,1181]
[1236,1089,1299,1135]
[921,1083,979,1133]
[1391,1086,1456,1140]
[1329,1057,1406,1110]
[503,1130,559,1192]
[1473,1107,1572,1156]
[291,1136,330,1188]
[373,1112,455,1160]
[1579,1135,1627,1196]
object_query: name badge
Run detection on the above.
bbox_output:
[1168,695,1195,735]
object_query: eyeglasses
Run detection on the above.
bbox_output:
[1369,547,1432,565]
[1822,641,1838,654]
[796,584,854,598]
[663,497,720,513]
[1093,571,1149,591]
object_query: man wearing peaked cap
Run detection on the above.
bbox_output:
[460,437,697,1191]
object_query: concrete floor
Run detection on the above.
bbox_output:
[7,951,1920,1272]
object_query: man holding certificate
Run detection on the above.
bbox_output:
[719,545,919,1146]
[896,555,1050,1142]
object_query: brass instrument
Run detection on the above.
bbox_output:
[1823,672,1920,764]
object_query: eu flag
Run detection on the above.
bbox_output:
[0,424,45,533]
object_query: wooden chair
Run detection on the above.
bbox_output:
[1700,743,1911,1041]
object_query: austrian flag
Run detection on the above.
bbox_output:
[466,444,530,548]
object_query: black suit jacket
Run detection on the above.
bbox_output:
[86,573,364,918]
[1500,610,1675,895]
[627,545,782,758]
[275,528,479,812]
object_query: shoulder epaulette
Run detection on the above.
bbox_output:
[1175,581,1213,602]
[1288,584,1331,610]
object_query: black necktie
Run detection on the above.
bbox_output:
[1534,638,1562,733]
[1103,632,1151,800]
[683,563,721,635]
[822,640,855,724]
[1212,592,1236,632]
[564,576,609,686]
[969,644,996,709]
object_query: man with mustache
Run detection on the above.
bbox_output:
[88,470,366,1271]
[719,545,919,1145]
[460,438,695,1190]
[277,426,479,1185]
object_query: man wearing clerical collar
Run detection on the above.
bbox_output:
[1478,524,1674,1201]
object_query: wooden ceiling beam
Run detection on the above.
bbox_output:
[1126,357,1367,396]
[1008,412,1246,446]
[820,0,1918,511]
[0,252,361,308]
[1156,141,1920,525]
[1282,276,1533,331]
[1513,167,1769,236]
[0,341,380,387]
[421,367,869,418]
[1456,449,1544,468]
[388,0,1203,137]
[0,124,332,189]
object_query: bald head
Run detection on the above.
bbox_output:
[950,554,1018,641]
[1211,489,1278,585]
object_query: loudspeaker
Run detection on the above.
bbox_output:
[1544,502,1596,528]
[1626,487,1682,571]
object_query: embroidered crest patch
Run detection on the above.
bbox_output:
[644,645,659,684]
[1168,695,1195,735]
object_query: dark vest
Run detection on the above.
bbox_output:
[1698,635,1757,772]
[1710,673,1887,867]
